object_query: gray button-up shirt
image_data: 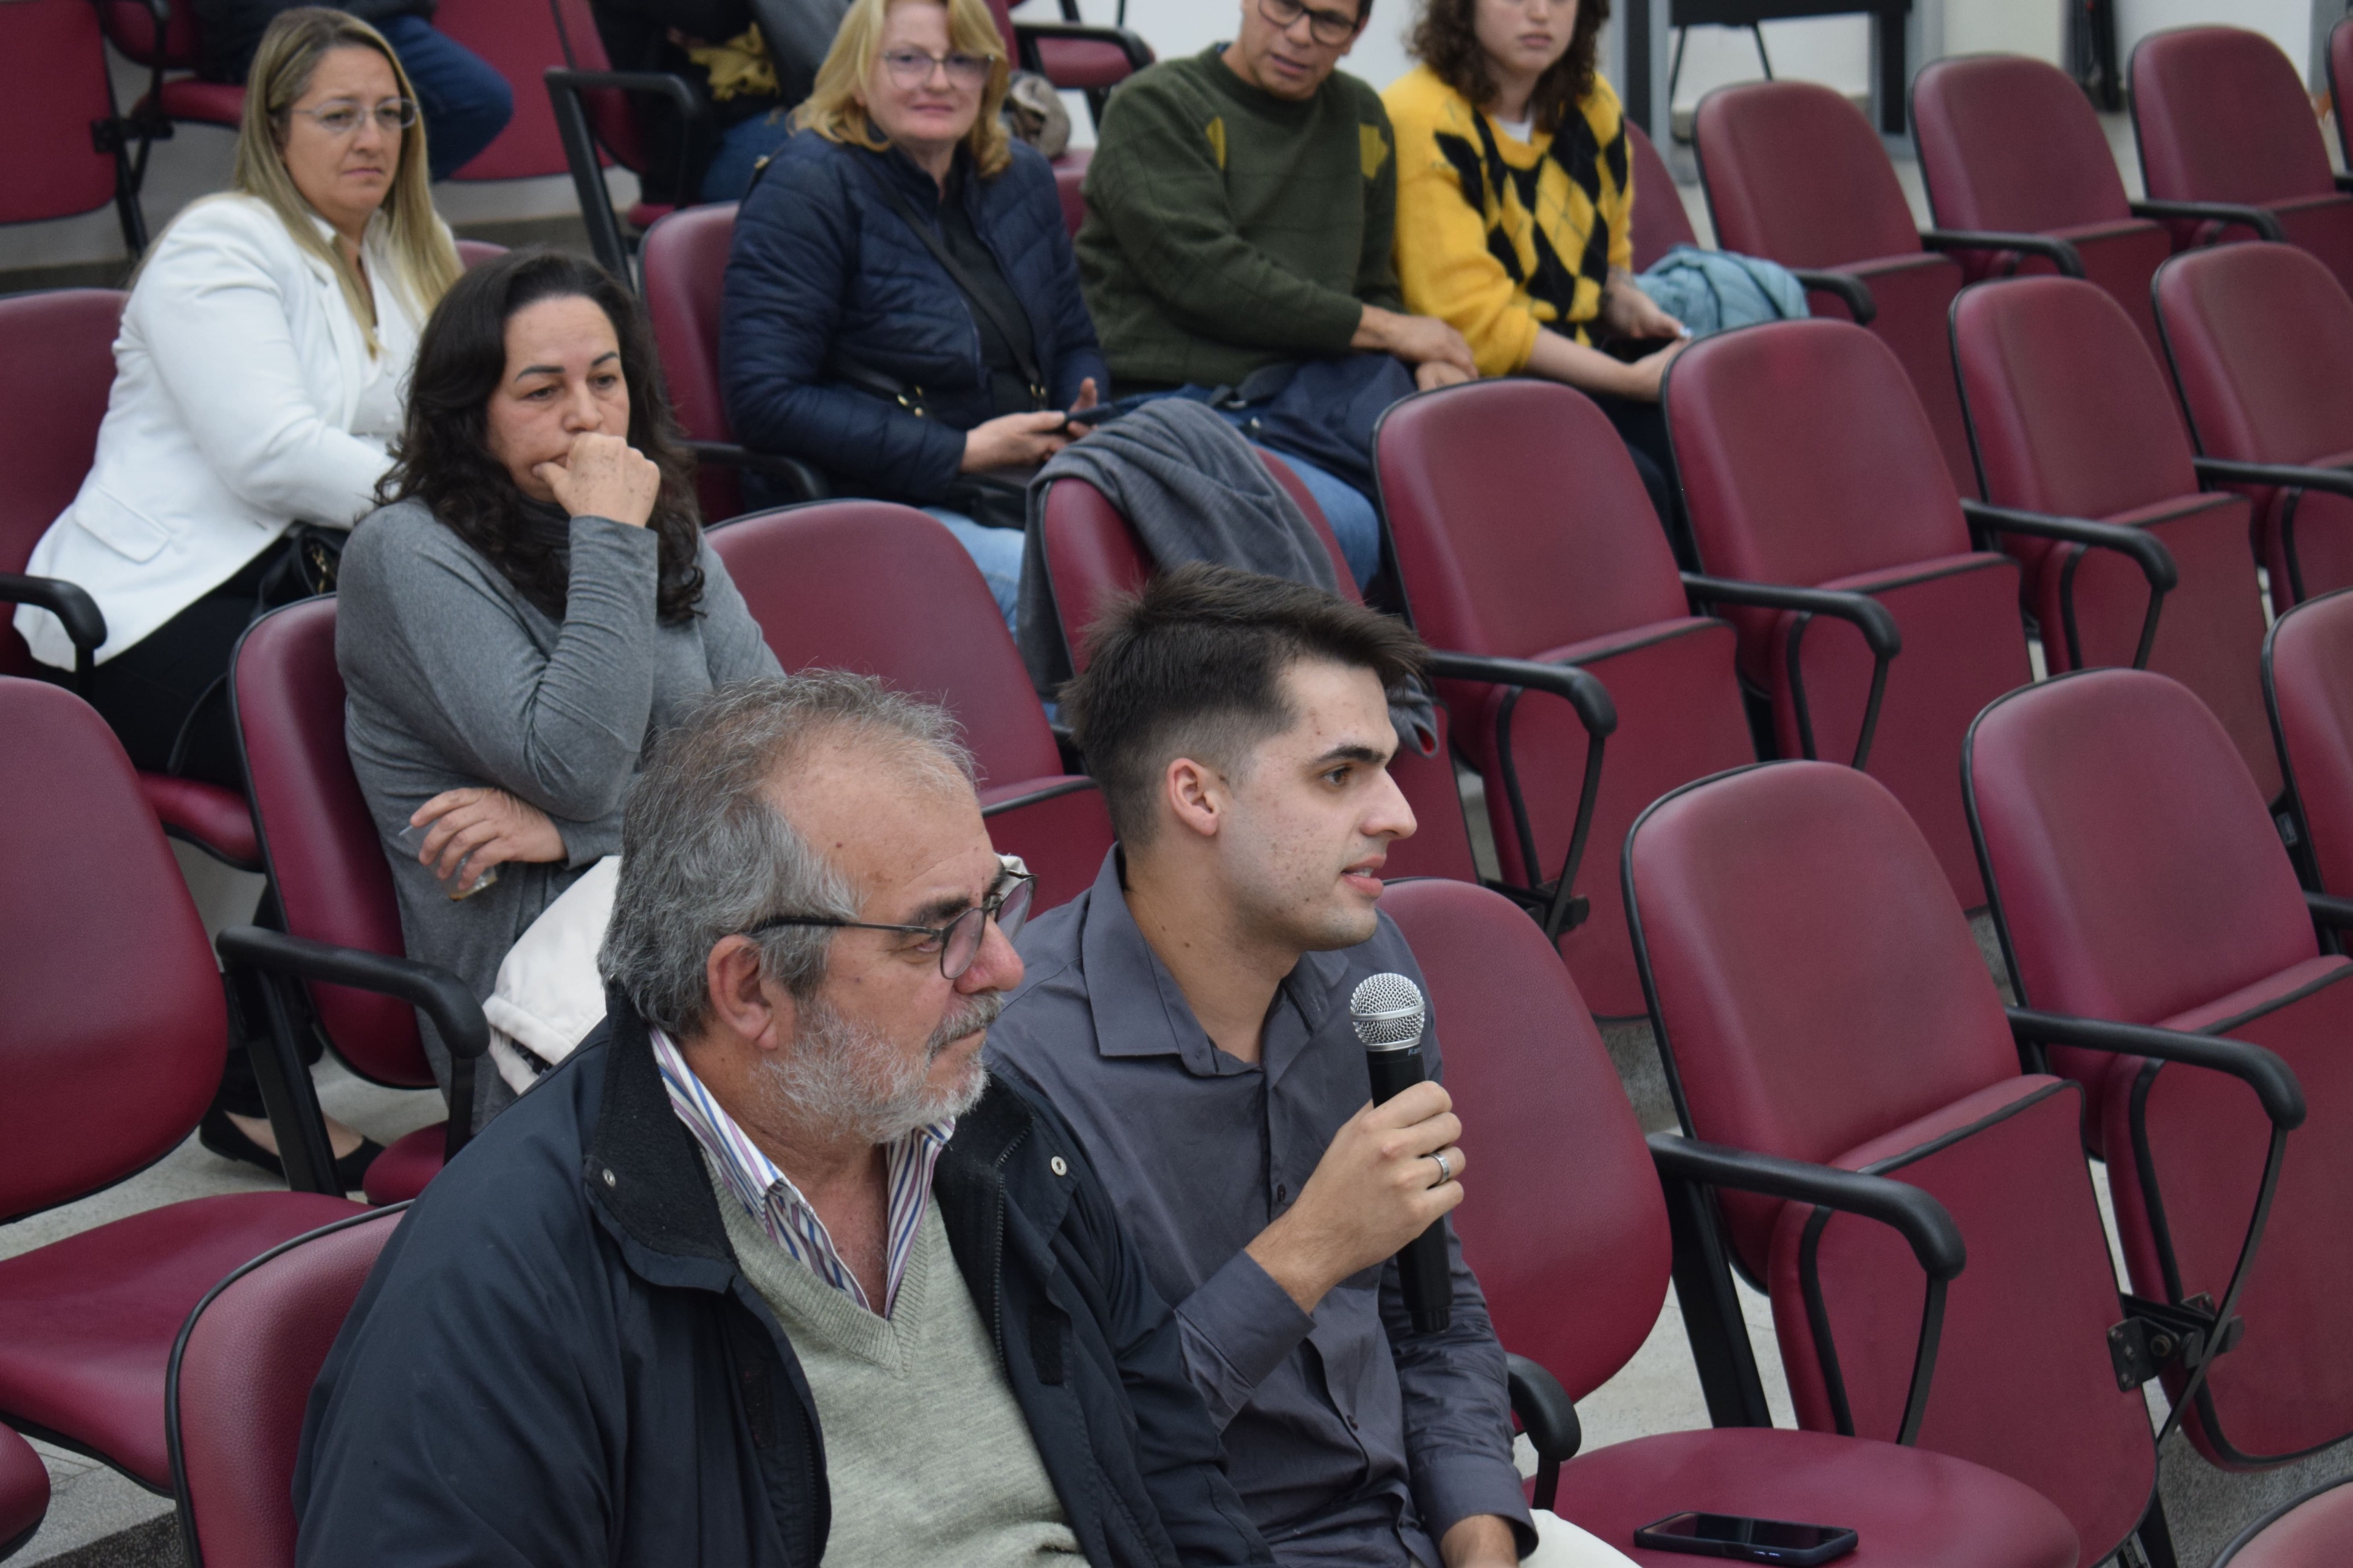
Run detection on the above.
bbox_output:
[986,852,1531,1568]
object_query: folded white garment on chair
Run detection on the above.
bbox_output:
[484,856,619,1095]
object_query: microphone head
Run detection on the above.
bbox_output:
[1350,972,1426,1051]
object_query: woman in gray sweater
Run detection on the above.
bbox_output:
[338,249,782,1132]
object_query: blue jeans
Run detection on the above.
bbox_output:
[376,16,515,182]
[701,108,795,203]
[923,508,1026,634]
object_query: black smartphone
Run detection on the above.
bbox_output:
[1061,404,1119,430]
[1632,1512,1858,1564]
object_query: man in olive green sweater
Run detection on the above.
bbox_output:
[1077,0,1474,394]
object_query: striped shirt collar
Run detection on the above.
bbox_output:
[650,1024,953,1319]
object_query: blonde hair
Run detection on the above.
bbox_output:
[230,7,462,354]
[796,0,1013,178]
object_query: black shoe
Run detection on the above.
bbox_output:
[199,1107,384,1191]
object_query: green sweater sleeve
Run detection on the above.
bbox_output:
[1087,74,1366,355]
[1355,97,1404,313]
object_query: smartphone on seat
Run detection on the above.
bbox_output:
[1632,1512,1858,1564]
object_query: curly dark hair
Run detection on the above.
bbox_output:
[378,248,706,625]
[1409,0,1612,136]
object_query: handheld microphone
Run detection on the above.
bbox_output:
[1350,972,1452,1334]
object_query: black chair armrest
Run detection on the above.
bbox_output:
[2193,456,2353,501]
[543,66,702,120]
[543,67,707,282]
[1679,575,1899,767]
[684,440,832,504]
[1790,269,1877,326]
[1649,1132,1964,1280]
[2004,1008,2304,1129]
[1505,1352,1581,1510]
[979,776,1099,818]
[0,572,105,688]
[218,926,489,1061]
[1420,650,1616,942]
[1960,500,2177,667]
[1920,229,2086,277]
[2304,890,2353,931]
[1009,18,1155,73]
[2129,199,2286,242]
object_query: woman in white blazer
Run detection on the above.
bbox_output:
[11,7,461,1191]
[14,6,459,795]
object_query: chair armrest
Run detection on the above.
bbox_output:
[1789,269,1877,326]
[685,440,832,503]
[1010,18,1155,73]
[2193,456,2353,501]
[1920,229,2086,278]
[1960,499,2176,668]
[2004,1008,2304,1129]
[979,776,1099,817]
[2304,890,2353,931]
[1505,1353,1581,1510]
[2129,199,2285,242]
[216,926,490,1063]
[543,67,703,120]
[1420,649,1616,942]
[0,573,105,685]
[1649,1132,1964,1280]
[1680,575,1900,768]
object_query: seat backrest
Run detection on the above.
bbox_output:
[1626,120,1697,271]
[641,203,739,447]
[1912,54,2135,233]
[1953,276,2197,518]
[455,239,507,270]
[2335,19,2353,173]
[0,679,225,1220]
[0,1422,47,1553]
[96,0,201,69]
[1667,318,1973,584]
[232,600,431,1087]
[1376,380,1690,657]
[1380,878,1670,1401]
[0,289,124,678]
[2269,589,2353,898]
[551,0,651,173]
[1965,668,2315,1024]
[0,0,122,227]
[432,0,575,180]
[708,502,1066,789]
[1694,80,1921,268]
[2132,26,2336,207]
[2155,242,2353,468]
[1624,759,2022,1276]
[170,1206,405,1568]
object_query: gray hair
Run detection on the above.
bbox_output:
[597,673,974,1036]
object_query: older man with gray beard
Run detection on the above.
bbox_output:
[294,673,1273,1568]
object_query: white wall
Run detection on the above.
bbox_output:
[2118,0,2313,83]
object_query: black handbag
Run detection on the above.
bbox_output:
[1215,352,1417,500]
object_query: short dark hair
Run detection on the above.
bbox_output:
[1062,565,1426,846]
[1409,0,1610,135]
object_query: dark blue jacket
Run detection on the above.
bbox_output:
[291,1001,1271,1568]
[721,129,1108,505]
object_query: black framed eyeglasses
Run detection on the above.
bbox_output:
[1257,0,1361,47]
[744,871,1035,980]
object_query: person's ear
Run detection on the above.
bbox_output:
[1163,755,1226,842]
[703,934,798,1050]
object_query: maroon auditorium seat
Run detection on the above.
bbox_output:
[1386,876,2081,1568]
[2266,589,2353,897]
[1951,275,2273,795]
[1910,53,2174,354]
[1625,758,2286,1563]
[95,0,244,139]
[167,1206,403,1568]
[544,0,689,280]
[433,0,573,180]
[2153,242,2353,614]
[2,0,151,251]
[1967,668,2345,1470]
[1665,318,2031,907]
[980,0,1152,129]
[0,289,261,871]
[2334,18,2353,175]
[1624,122,1697,272]
[0,678,361,1490]
[2214,1474,2353,1567]
[0,1425,46,1561]
[1694,79,2057,497]
[229,600,492,1206]
[1374,381,1752,1018]
[1037,457,1523,888]
[2132,26,2353,295]
[709,502,1113,911]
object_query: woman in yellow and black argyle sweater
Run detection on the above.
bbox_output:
[1386,0,1689,538]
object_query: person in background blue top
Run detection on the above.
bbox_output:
[721,0,1108,630]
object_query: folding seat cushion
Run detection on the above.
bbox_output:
[1375,381,1752,1017]
[1385,875,2081,1568]
[2133,26,2353,294]
[1967,668,2353,1467]
[1666,320,2030,906]
[708,502,1113,909]
[2155,242,2353,613]
[0,1425,45,1561]
[2214,1474,2353,1567]
[1953,276,2276,795]
[1626,760,2160,1562]
[1910,54,2171,352]
[2267,589,2353,897]
[1694,80,1976,495]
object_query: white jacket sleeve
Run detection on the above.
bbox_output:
[135,208,391,529]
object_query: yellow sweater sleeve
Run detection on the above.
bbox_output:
[1383,70,1543,378]
[1593,76,1635,275]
